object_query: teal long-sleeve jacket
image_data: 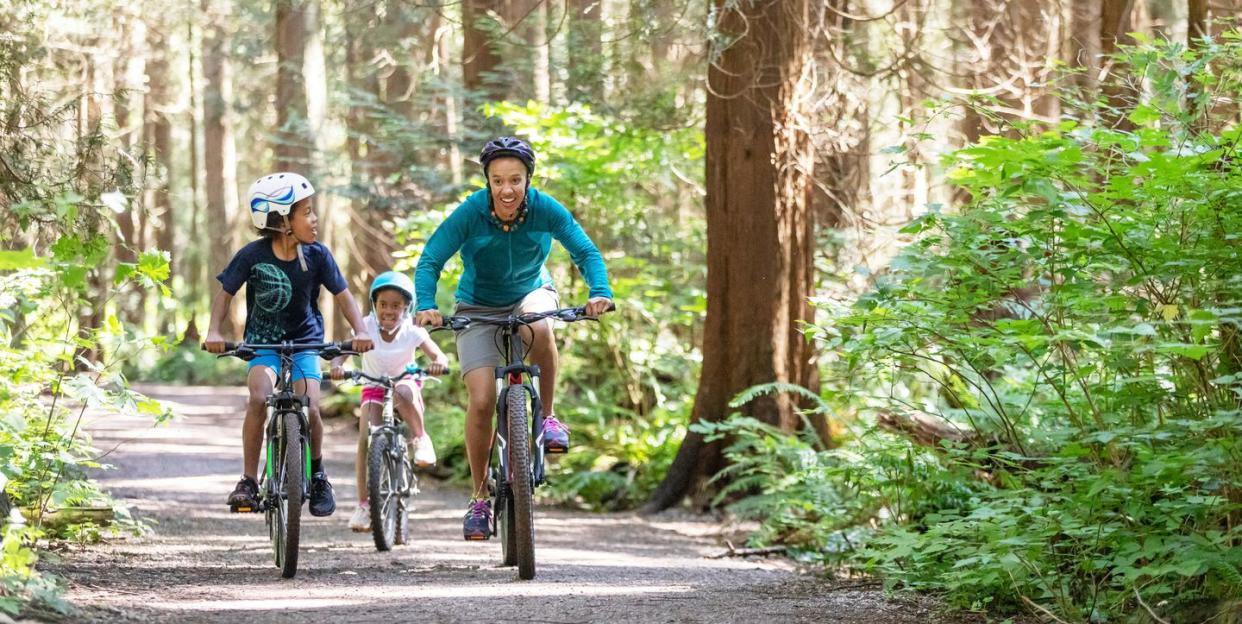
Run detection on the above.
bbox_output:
[414,187,612,310]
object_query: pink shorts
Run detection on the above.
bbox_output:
[360,379,423,406]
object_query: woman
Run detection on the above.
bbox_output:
[414,136,612,540]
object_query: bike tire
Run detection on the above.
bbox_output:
[507,386,536,580]
[280,413,303,578]
[368,434,397,551]
[498,488,517,566]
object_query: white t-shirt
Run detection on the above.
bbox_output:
[360,313,430,378]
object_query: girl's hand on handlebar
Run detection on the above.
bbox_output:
[415,309,443,328]
[352,332,374,353]
[330,364,347,381]
[426,358,450,376]
[203,332,226,354]
[584,297,613,317]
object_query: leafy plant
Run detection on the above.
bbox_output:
[707,35,1242,621]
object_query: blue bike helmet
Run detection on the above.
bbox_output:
[369,271,415,310]
[479,136,536,176]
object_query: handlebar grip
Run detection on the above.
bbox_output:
[223,342,240,351]
[606,302,617,312]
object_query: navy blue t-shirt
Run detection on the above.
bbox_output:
[217,239,348,344]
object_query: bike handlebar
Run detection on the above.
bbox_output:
[436,303,617,331]
[345,366,449,387]
[212,340,358,362]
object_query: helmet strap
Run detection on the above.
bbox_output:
[278,214,309,272]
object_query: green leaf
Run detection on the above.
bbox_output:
[0,249,46,271]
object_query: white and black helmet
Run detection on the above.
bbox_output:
[246,172,315,230]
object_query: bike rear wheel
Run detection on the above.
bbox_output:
[279,413,304,578]
[368,433,399,551]
[506,386,536,579]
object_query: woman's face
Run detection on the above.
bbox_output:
[487,157,527,220]
[373,289,408,332]
[287,199,318,244]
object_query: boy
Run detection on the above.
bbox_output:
[204,172,373,517]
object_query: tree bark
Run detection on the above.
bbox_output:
[644,0,817,513]
[202,0,242,337]
[145,17,176,335]
[1189,0,1209,47]
[275,0,311,171]
[463,0,504,100]
[1100,0,1136,128]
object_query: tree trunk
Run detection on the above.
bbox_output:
[463,0,504,100]
[532,0,550,104]
[437,19,464,185]
[567,0,603,103]
[145,17,176,335]
[644,0,817,513]
[275,0,311,171]
[186,17,202,333]
[112,7,144,327]
[202,0,242,337]
[1068,0,1100,94]
[1189,0,1209,46]
[1100,0,1136,128]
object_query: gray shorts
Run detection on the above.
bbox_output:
[454,287,560,374]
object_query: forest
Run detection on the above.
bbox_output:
[2,0,1241,621]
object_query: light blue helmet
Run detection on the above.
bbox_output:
[369,271,415,309]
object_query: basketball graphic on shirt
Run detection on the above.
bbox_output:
[246,262,293,343]
[250,263,292,312]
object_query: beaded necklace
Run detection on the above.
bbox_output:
[487,186,529,232]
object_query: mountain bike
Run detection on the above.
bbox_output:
[342,366,447,551]
[442,304,613,580]
[217,340,354,578]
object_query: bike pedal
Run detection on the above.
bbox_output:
[545,445,568,454]
[230,505,253,513]
[463,534,490,542]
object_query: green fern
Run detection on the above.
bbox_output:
[729,382,829,413]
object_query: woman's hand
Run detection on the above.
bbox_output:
[415,309,443,328]
[584,297,613,317]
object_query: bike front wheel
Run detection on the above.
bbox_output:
[368,433,400,551]
[506,386,536,580]
[279,413,304,578]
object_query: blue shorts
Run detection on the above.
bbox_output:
[247,350,322,382]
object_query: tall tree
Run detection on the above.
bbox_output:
[645,0,817,512]
[275,0,311,170]
[145,15,176,335]
[1100,0,1136,128]
[463,0,504,100]
[202,0,241,335]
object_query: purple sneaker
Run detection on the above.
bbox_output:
[463,499,492,541]
[540,415,570,454]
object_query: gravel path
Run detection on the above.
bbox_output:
[43,384,984,623]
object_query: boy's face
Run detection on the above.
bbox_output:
[487,157,527,220]
[288,199,318,244]
[373,289,409,331]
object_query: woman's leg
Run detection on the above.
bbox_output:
[463,367,496,499]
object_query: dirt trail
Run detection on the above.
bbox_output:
[44,384,978,623]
